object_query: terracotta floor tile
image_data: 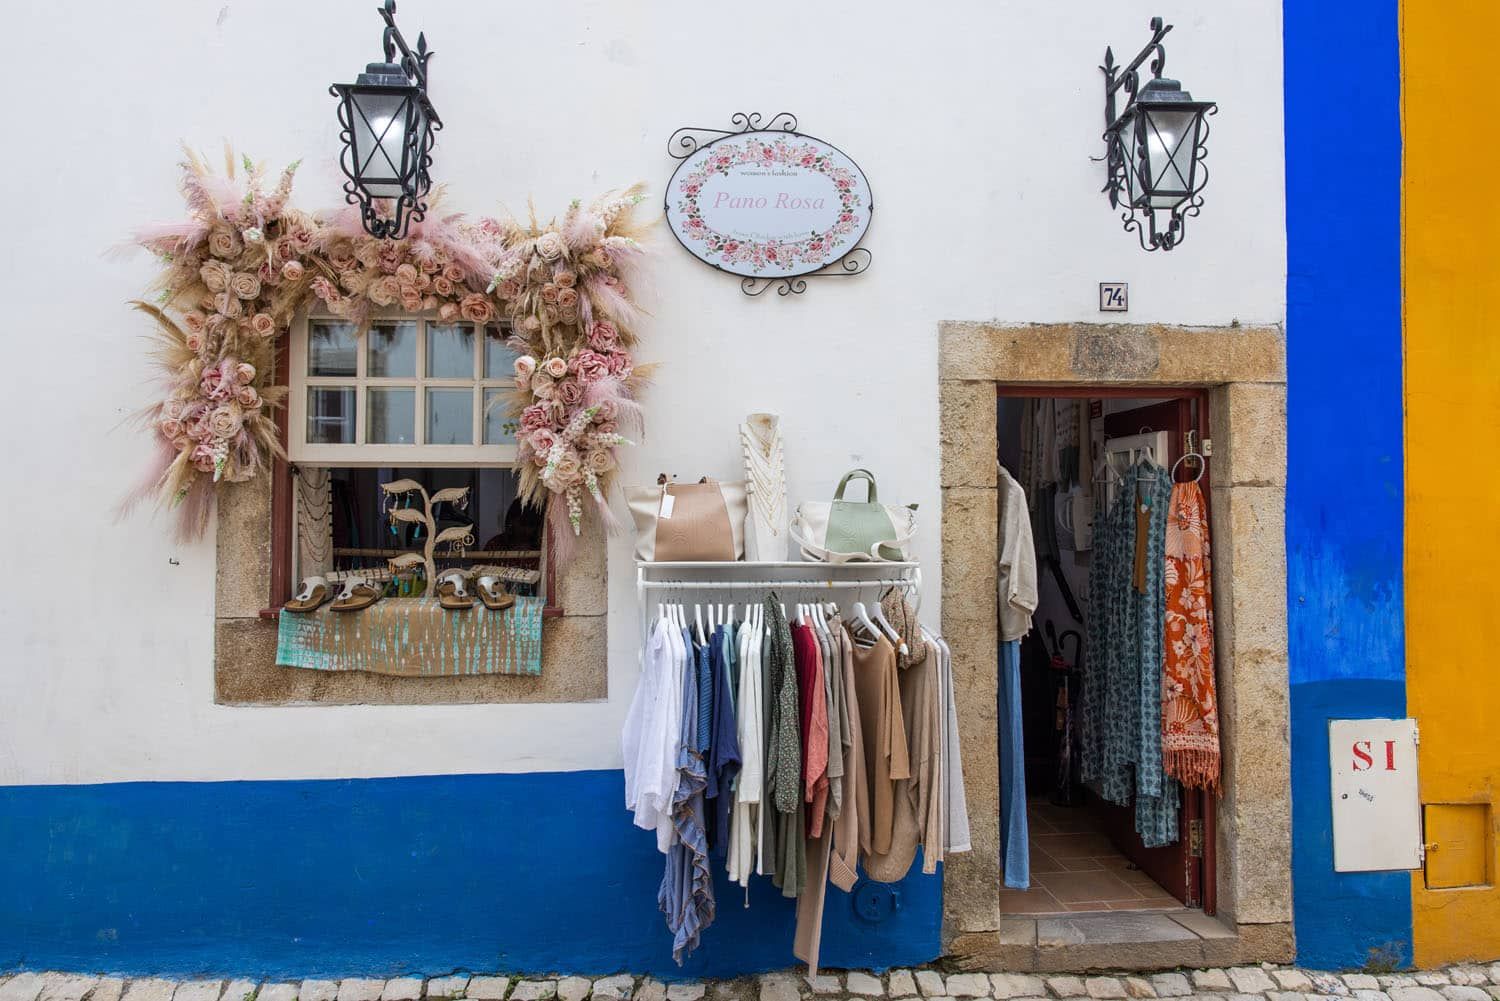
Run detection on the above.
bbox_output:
[1035,870,1146,904]
[1030,847,1067,874]
[1059,856,1107,871]
[1033,831,1117,859]
[998,887,1064,914]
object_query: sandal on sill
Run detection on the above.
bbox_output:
[476,575,516,612]
[436,570,476,611]
[284,576,331,613]
[330,576,383,613]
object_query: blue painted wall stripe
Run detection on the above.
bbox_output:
[1284,0,1409,969]
[0,772,940,979]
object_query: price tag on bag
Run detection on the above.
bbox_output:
[659,491,675,519]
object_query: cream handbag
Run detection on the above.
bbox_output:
[626,477,748,562]
[790,469,918,563]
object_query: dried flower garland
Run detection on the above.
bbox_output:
[126,147,650,556]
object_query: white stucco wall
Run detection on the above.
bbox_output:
[0,1,1284,784]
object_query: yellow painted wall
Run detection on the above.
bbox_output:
[1404,0,1500,967]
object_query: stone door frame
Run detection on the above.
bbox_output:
[937,322,1293,968]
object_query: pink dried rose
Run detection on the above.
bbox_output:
[229,272,262,300]
[438,302,460,322]
[208,227,242,259]
[400,286,424,312]
[442,263,464,283]
[519,402,550,433]
[289,227,316,252]
[182,311,207,335]
[162,399,189,421]
[607,352,634,378]
[556,287,578,309]
[496,278,521,300]
[237,386,261,409]
[571,350,610,384]
[384,243,408,274]
[185,331,205,353]
[543,356,568,379]
[554,270,577,288]
[596,420,619,435]
[587,321,619,351]
[191,443,217,472]
[281,260,306,282]
[396,263,419,284]
[459,293,494,324]
[250,313,277,338]
[368,275,400,306]
[200,261,231,293]
[529,428,557,456]
[159,417,185,441]
[540,284,559,305]
[433,275,455,297]
[556,379,584,407]
[416,272,433,292]
[310,276,339,303]
[235,362,256,384]
[514,355,537,382]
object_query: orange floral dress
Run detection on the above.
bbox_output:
[1162,481,1221,793]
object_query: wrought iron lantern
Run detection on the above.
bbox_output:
[331,0,442,240]
[1101,17,1217,252]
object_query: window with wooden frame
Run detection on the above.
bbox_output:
[267,311,554,613]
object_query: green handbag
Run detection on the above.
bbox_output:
[790,469,918,562]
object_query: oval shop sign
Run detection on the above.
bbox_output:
[665,130,873,280]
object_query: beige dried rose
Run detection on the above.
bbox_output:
[400,286,424,312]
[459,293,494,324]
[556,287,578,308]
[442,263,464,283]
[280,260,306,282]
[368,275,401,307]
[208,227,243,260]
[396,263,419,284]
[554,270,577,288]
[249,313,277,338]
[544,356,569,379]
[213,292,243,319]
[587,448,616,474]
[207,402,245,439]
[438,302,460,322]
[237,386,261,409]
[541,284,559,305]
[182,311,207,334]
[199,261,231,293]
[229,272,262,300]
[433,275,455,297]
[535,232,565,263]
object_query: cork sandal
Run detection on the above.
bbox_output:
[330,576,383,613]
[476,575,516,612]
[436,570,476,611]
[284,576,331,613]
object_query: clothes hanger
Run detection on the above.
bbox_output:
[850,600,879,638]
[1170,451,1206,483]
[870,598,903,648]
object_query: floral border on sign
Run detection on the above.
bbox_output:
[125,146,651,558]
[673,136,865,273]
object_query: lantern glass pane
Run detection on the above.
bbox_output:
[350,89,413,198]
[1142,107,1200,205]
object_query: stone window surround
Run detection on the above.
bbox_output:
[938,321,1293,969]
[212,470,608,706]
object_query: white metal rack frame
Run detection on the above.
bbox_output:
[635,561,921,636]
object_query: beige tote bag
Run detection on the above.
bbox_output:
[626,478,748,562]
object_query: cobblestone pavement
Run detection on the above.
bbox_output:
[4,965,1500,1001]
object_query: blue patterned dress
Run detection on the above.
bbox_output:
[1080,460,1180,847]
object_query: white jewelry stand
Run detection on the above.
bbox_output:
[740,412,788,562]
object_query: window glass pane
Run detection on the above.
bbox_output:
[306,387,356,444]
[484,325,518,380]
[427,324,475,379]
[484,388,517,445]
[308,321,358,376]
[368,387,415,444]
[367,320,417,377]
[427,388,473,445]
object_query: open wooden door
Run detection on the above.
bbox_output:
[1097,394,1215,913]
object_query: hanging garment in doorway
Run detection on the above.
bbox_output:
[1080,459,1180,848]
[1162,479,1222,793]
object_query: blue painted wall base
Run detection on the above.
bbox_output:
[0,772,941,979]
